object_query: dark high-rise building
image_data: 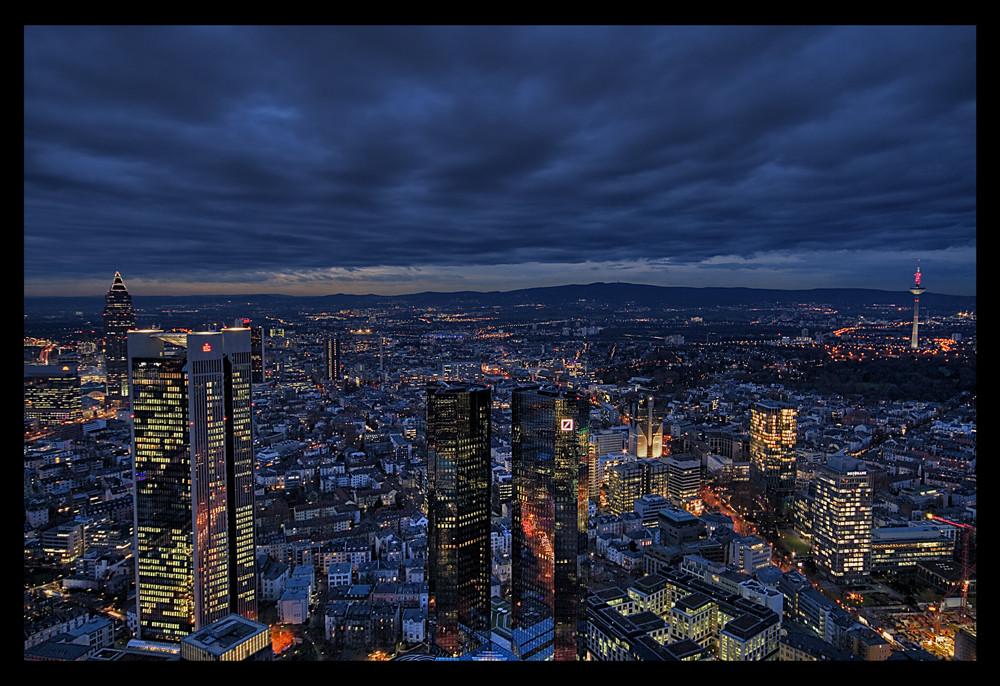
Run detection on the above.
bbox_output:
[426,382,492,656]
[749,401,797,508]
[250,326,265,384]
[232,319,264,384]
[102,271,135,408]
[129,328,257,642]
[511,385,590,661]
[325,336,341,388]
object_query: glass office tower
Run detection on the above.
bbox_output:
[102,271,135,408]
[749,401,797,508]
[813,454,872,583]
[129,328,257,642]
[511,385,590,661]
[426,382,492,656]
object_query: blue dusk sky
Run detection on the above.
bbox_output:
[24,25,976,298]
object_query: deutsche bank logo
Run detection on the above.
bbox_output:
[560,419,574,431]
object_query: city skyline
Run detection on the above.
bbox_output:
[24,26,976,298]
[24,264,977,660]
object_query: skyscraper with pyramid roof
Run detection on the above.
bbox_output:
[102,271,135,408]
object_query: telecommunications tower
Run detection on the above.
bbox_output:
[909,262,926,350]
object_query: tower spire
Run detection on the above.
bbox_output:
[909,261,926,350]
[110,270,128,292]
[103,270,136,408]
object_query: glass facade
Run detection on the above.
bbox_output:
[426,382,492,655]
[131,351,193,641]
[749,401,797,506]
[813,455,872,583]
[511,385,589,661]
[606,458,669,516]
[130,329,257,642]
[250,326,265,384]
[667,454,702,509]
[102,271,135,408]
[24,365,82,427]
[871,527,955,572]
[222,336,257,622]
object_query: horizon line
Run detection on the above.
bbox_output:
[24,281,977,300]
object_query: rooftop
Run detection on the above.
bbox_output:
[181,615,269,657]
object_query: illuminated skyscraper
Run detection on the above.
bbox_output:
[511,385,590,661]
[628,394,664,458]
[749,401,797,508]
[102,271,135,408]
[426,382,492,656]
[813,455,872,583]
[667,452,703,512]
[129,328,257,642]
[605,458,669,516]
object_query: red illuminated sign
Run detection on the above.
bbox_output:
[202,342,212,352]
[561,419,574,431]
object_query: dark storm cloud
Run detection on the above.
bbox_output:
[23,25,976,294]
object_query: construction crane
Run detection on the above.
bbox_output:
[926,513,976,620]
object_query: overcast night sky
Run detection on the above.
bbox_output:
[24,25,976,299]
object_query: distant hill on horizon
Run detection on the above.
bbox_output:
[24,281,977,317]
